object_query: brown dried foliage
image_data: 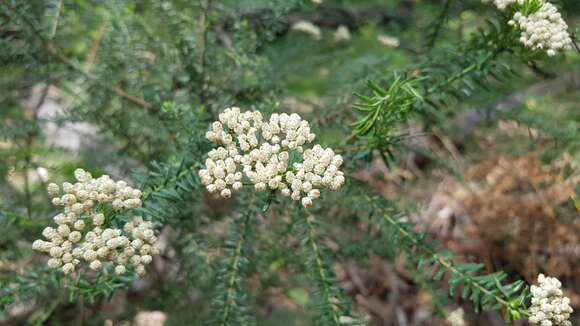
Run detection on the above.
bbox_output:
[429,153,580,281]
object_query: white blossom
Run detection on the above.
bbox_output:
[291,21,321,39]
[484,0,572,56]
[378,35,400,48]
[446,308,466,326]
[334,25,351,41]
[115,265,126,275]
[200,108,345,208]
[47,183,60,198]
[509,2,572,56]
[32,169,160,276]
[528,274,573,326]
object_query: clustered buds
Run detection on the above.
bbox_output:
[199,107,345,208]
[33,169,159,276]
[446,308,466,326]
[483,0,572,56]
[528,274,573,326]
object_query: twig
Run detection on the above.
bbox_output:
[526,61,556,79]
[83,23,108,73]
[431,127,465,172]
[303,211,341,325]
[199,0,212,108]
[49,0,62,38]
[45,43,154,110]
[6,5,155,112]
[425,0,453,49]
[219,207,253,325]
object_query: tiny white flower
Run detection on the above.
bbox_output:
[115,265,126,275]
[62,263,75,274]
[89,260,102,271]
[446,308,466,326]
[47,183,60,198]
[47,258,62,268]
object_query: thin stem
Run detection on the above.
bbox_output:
[4,4,155,111]
[50,0,62,38]
[426,50,497,95]
[45,42,154,110]
[199,0,212,108]
[425,0,452,49]
[220,206,253,325]
[23,155,32,219]
[303,210,341,325]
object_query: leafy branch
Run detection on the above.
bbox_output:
[363,194,529,322]
[351,17,517,154]
[298,209,363,325]
[134,154,205,224]
[210,202,256,326]
[1,2,155,111]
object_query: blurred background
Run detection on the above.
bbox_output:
[1,0,579,325]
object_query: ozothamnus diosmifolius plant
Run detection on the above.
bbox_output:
[1,0,578,325]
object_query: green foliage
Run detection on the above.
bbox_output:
[210,201,257,326]
[296,209,364,325]
[362,194,529,322]
[352,77,423,154]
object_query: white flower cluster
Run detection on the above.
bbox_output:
[199,107,345,208]
[33,169,159,276]
[529,274,573,326]
[377,35,400,48]
[334,25,351,42]
[483,0,572,56]
[291,21,322,39]
[509,2,572,56]
[446,308,466,326]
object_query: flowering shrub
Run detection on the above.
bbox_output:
[0,1,578,325]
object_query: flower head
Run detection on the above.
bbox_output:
[199,108,345,207]
[528,274,573,326]
[291,21,322,39]
[484,0,572,56]
[334,25,351,42]
[33,169,160,276]
[446,308,466,326]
